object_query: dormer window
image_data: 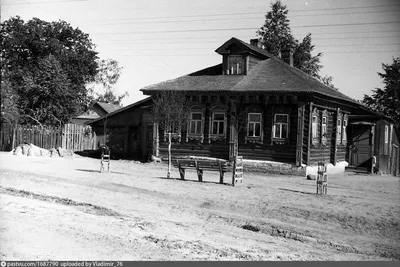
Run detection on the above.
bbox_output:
[228,55,243,74]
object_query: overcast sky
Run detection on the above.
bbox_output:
[1,0,400,106]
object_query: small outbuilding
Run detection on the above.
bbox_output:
[88,97,153,160]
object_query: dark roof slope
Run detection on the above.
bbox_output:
[215,37,275,59]
[88,97,152,125]
[96,102,122,114]
[140,37,361,106]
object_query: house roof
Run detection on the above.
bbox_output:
[140,37,363,107]
[88,97,152,125]
[95,102,122,114]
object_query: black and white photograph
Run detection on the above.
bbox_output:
[0,0,399,262]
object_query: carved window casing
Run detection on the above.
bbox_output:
[273,114,289,145]
[321,110,328,145]
[311,108,319,145]
[342,114,348,145]
[187,106,205,143]
[208,106,227,143]
[337,117,342,143]
[246,112,263,144]
[163,120,181,142]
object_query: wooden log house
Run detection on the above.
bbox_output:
[139,37,399,175]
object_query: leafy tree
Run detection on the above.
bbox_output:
[257,1,330,82]
[0,16,98,126]
[256,0,295,56]
[363,57,400,128]
[152,91,190,178]
[0,76,20,125]
[321,75,337,90]
[88,58,128,106]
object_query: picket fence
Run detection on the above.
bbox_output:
[0,123,97,152]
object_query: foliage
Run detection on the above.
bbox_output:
[363,57,400,128]
[256,0,294,56]
[151,91,190,133]
[293,33,323,80]
[0,16,99,126]
[88,58,128,106]
[256,1,332,83]
[1,77,20,125]
[321,75,338,90]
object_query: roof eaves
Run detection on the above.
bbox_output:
[88,97,152,125]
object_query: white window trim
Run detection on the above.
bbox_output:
[312,115,318,144]
[163,120,181,142]
[273,114,289,139]
[187,110,204,143]
[189,112,203,135]
[342,116,348,143]
[247,113,262,138]
[384,125,389,144]
[321,115,327,145]
[337,118,342,143]
[211,112,226,136]
[208,110,227,144]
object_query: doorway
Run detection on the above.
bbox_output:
[348,124,373,171]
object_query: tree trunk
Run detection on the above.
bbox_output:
[12,123,16,150]
[167,132,172,178]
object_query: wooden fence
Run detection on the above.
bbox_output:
[0,123,97,152]
[62,123,97,151]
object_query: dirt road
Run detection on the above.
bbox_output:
[0,152,399,260]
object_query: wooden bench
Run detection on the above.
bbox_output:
[172,156,243,185]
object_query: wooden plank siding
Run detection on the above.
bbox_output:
[158,102,298,164]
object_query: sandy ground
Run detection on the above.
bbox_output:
[0,152,399,261]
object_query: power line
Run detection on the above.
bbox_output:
[82,3,400,23]
[109,42,400,51]
[291,21,400,28]
[1,0,87,5]
[100,32,400,43]
[122,50,400,56]
[86,9,400,26]
[99,21,400,36]
[101,37,400,45]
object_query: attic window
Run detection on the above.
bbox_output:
[228,55,243,75]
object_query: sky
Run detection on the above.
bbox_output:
[1,0,400,106]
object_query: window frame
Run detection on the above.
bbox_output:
[312,114,318,145]
[227,55,243,75]
[342,115,348,144]
[273,114,289,139]
[247,113,262,138]
[321,115,327,145]
[211,112,226,136]
[337,118,342,143]
[189,112,203,135]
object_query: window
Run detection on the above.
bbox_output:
[167,121,179,134]
[273,114,289,139]
[189,112,203,134]
[211,113,225,135]
[384,125,389,144]
[321,116,327,144]
[228,55,243,75]
[248,113,262,137]
[342,117,347,143]
[312,115,318,144]
[337,118,342,142]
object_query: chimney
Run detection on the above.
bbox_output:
[250,38,263,48]
[281,48,293,66]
